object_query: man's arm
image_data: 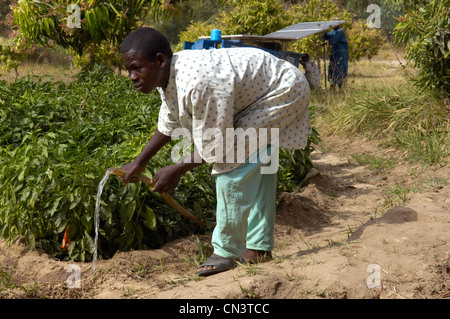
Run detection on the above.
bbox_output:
[323,29,335,42]
[121,128,172,183]
[150,149,206,193]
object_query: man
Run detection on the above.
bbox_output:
[323,25,349,88]
[119,27,312,276]
[300,54,321,90]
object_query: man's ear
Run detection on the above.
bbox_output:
[155,52,168,69]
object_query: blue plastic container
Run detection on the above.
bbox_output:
[210,29,222,42]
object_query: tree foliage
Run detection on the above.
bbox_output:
[0,0,28,74]
[218,0,287,36]
[11,0,174,68]
[151,0,226,45]
[338,0,404,38]
[0,0,14,37]
[286,0,384,61]
[0,35,28,74]
[391,0,449,98]
[176,0,384,61]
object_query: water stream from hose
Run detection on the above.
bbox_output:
[92,169,113,274]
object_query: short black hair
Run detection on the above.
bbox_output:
[300,53,310,63]
[120,27,173,61]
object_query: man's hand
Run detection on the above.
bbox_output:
[151,149,206,193]
[120,160,147,185]
[151,164,183,193]
[119,129,172,185]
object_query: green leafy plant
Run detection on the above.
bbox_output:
[11,0,174,68]
[218,0,287,36]
[0,65,210,261]
[0,36,27,75]
[392,0,450,97]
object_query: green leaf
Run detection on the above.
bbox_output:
[26,232,35,248]
[118,232,134,250]
[83,231,95,254]
[84,172,95,179]
[119,199,136,222]
[42,146,48,158]
[109,3,121,16]
[80,214,92,233]
[54,212,69,233]
[141,206,157,231]
[69,197,81,210]
[18,169,26,182]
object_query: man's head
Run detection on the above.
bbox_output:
[120,27,173,93]
[300,54,310,63]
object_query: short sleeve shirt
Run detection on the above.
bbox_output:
[157,47,312,174]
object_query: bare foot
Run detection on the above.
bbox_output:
[240,249,272,263]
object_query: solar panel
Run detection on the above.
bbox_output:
[264,20,346,40]
[199,20,346,43]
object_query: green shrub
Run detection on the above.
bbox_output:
[11,0,173,68]
[286,0,384,61]
[175,21,219,52]
[392,0,450,98]
[218,0,287,36]
[0,66,213,260]
[176,0,384,61]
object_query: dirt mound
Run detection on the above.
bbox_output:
[1,135,449,300]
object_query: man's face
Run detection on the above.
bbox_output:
[121,49,161,94]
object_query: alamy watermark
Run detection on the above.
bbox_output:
[67,4,81,29]
[367,4,381,29]
[66,264,81,288]
[66,3,382,30]
[366,264,381,288]
[170,122,280,174]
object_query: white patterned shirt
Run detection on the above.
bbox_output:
[157,47,312,174]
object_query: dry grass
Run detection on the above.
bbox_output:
[344,45,411,90]
[312,45,449,166]
[312,45,412,118]
[0,61,78,83]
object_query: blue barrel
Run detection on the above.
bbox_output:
[211,29,222,42]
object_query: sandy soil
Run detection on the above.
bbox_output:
[1,133,448,300]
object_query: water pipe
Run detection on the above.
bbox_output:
[108,167,214,228]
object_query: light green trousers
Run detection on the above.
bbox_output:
[212,147,277,259]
